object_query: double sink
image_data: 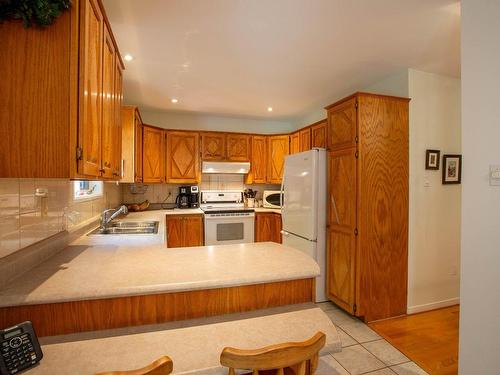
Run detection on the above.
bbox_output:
[89,221,159,235]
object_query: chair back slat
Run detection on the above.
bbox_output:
[95,355,173,375]
[221,332,326,374]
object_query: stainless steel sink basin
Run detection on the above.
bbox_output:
[88,221,159,235]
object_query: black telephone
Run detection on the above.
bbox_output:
[0,322,43,374]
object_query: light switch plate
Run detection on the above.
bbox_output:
[489,165,500,186]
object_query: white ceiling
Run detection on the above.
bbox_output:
[103,0,460,121]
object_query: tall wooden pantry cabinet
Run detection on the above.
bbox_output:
[326,92,409,322]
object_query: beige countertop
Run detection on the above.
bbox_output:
[0,210,319,307]
[33,305,341,375]
[165,208,204,215]
[253,207,281,214]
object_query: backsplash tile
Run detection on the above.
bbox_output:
[0,178,20,217]
[121,174,281,204]
[0,179,122,259]
[19,179,36,214]
[0,215,20,258]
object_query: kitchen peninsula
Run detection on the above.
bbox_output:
[0,211,319,337]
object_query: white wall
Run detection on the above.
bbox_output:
[141,110,294,134]
[407,69,461,313]
[363,69,410,98]
[460,1,500,374]
[363,69,462,313]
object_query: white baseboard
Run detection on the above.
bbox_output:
[407,297,460,314]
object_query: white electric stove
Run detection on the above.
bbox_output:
[200,191,255,245]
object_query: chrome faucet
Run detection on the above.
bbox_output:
[100,205,128,230]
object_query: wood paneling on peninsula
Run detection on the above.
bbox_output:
[0,278,314,337]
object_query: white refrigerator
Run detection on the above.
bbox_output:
[281,148,327,302]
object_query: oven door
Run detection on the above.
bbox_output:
[204,214,255,246]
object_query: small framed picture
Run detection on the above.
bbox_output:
[442,154,462,184]
[426,150,440,170]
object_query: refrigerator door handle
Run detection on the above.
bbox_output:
[281,230,317,242]
[280,172,285,211]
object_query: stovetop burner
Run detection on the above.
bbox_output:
[201,207,255,214]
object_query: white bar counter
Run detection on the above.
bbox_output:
[32,305,341,375]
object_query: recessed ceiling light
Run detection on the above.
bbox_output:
[123,54,134,62]
[267,107,273,112]
[171,98,179,103]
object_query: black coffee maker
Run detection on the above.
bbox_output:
[175,186,190,209]
[176,186,199,209]
[189,186,199,208]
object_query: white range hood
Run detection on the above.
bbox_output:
[202,161,250,174]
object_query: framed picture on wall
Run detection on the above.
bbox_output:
[425,149,440,170]
[442,154,462,184]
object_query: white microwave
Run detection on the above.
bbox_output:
[263,190,283,209]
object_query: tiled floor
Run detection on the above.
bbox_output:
[316,301,429,375]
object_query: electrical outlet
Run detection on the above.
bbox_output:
[490,165,500,186]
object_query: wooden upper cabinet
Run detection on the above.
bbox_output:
[121,105,143,183]
[1,0,123,179]
[143,125,165,183]
[113,56,123,178]
[311,121,327,149]
[201,132,226,160]
[100,24,115,179]
[226,134,250,161]
[166,131,200,183]
[78,0,104,178]
[200,132,250,161]
[290,132,300,154]
[135,118,143,182]
[248,136,267,184]
[299,128,311,152]
[326,97,357,151]
[267,135,289,184]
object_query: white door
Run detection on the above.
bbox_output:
[282,150,318,240]
[282,232,326,302]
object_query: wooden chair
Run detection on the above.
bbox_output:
[95,356,173,375]
[220,332,326,375]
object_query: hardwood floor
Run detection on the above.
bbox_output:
[368,305,459,375]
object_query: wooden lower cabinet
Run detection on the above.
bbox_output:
[255,213,282,243]
[166,214,204,248]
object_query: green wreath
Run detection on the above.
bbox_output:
[0,0,72,28]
